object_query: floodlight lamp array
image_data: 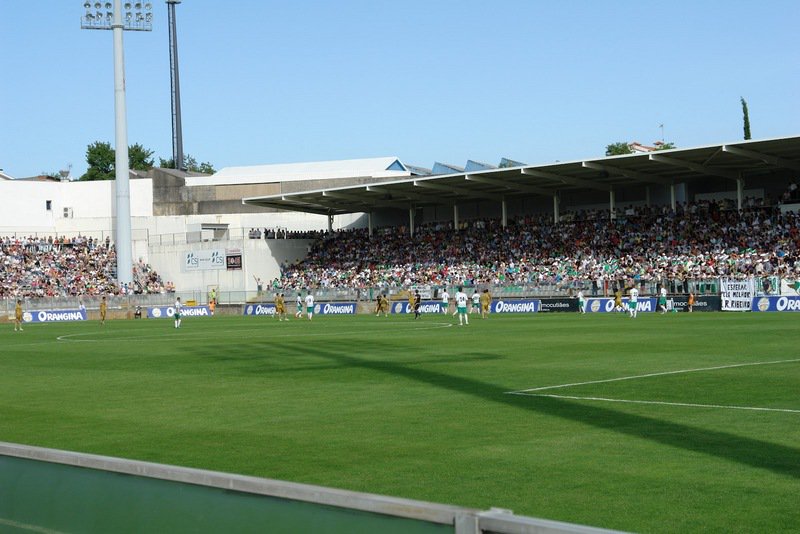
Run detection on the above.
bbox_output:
[81,0,152,31]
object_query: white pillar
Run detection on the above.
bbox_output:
[609,189,616,220]
[453,204,459,231]
[327,214,333,233]
[553,193,560,224]
[670,184,676,212]
[409,207,415,238]
[368,212,373,237]
[501,199,507,228]
[112,0,132,287]
[737,177,744,210]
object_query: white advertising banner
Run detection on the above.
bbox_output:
[184,249,226,272]
[720,278,755,311]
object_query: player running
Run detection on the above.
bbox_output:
[440,287,450,315]
[295,293,303,318]
[376,294,389,317]
[577,290,586,314]
[455,287,469,326]
[628,286,639,318]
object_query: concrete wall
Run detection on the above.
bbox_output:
[147,238,312,293]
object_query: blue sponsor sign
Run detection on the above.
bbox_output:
[751,296,800,312]
[390,301,445,314]
[23,309,87,323]
[148,305,211,319]
[490,299,540,313]
[585,298,656,313]
[313,302,357,315]
[243,303,277,316]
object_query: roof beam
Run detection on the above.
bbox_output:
[366,185,428,202]
[323,190,410,210]
[521,168,611,191]
[722,145,800,172]
[413,179,503,202]
[464,174,551,196]
[649,154,739,181]
[582,161,675,186]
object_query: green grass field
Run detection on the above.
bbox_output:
[2,311,799,532]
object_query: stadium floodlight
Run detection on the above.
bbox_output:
[80,0,153,288]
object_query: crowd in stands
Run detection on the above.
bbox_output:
[1,235,170,298]
[274,200,800,292]
[250,228,327,240]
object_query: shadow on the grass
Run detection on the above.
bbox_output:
[261,339,800,480]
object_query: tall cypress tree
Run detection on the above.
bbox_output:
[740,97,751,140]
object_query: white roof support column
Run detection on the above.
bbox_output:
[327,214,334,233]
[409,207,415,238]
[670,184,676,212]
[737,176,744,211]
[453,204,459,232]
[609,188,616,220]
[501,199,507,228]
[553,193,560,224]
[368,212,373,238]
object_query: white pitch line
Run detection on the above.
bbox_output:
[510,358,800,394]
[509,392,800,414]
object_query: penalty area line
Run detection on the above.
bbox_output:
[509,358,800,394]
[506,392,800,414]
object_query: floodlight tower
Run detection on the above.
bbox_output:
[167,0,185,170]
[81,1,152,289]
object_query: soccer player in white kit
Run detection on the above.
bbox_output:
[174,296,182,328]
[455,287,469,326]
[577,290,586,314]
[305,292,315,320]
[440,288,450,314]
[471,291,480,314]
[628,286,639,318]
[295,293,303,318]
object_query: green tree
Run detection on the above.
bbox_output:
[605,142,632,156]
[654,142,676,150]
[159,154,216,174]
[80,141,115,181]
[129,143,155,170]
[741,97,751,140]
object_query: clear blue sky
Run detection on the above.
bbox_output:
[1,1,798,179]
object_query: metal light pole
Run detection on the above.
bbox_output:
[81,1,152,289]
[167,0,185,171]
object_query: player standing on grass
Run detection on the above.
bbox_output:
[440,287,450,314]
[628,286,639,318]
[658,286,668,314]
[174,296,183,328]
[305,291,315,321]
[455,287,469,326]
[471,290,480,314]
[480,289,491,319]
[295,292,303,318]
[100,296,107,325]
[413,290,421,319]
[613,289,624,313]
[377,294,389,317]
[408,290,416,315]
[577,290,586,314]
[14,299,23,332]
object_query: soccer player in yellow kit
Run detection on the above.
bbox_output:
[14,300,23,332]
[480,289,492,319]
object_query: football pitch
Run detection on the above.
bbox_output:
[1,311,799,532]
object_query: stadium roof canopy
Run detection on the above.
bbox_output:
[187,156,411,187]
[242,136,800,216]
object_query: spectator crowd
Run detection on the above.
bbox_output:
[1,235,169,298]
[275,200,800,292]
